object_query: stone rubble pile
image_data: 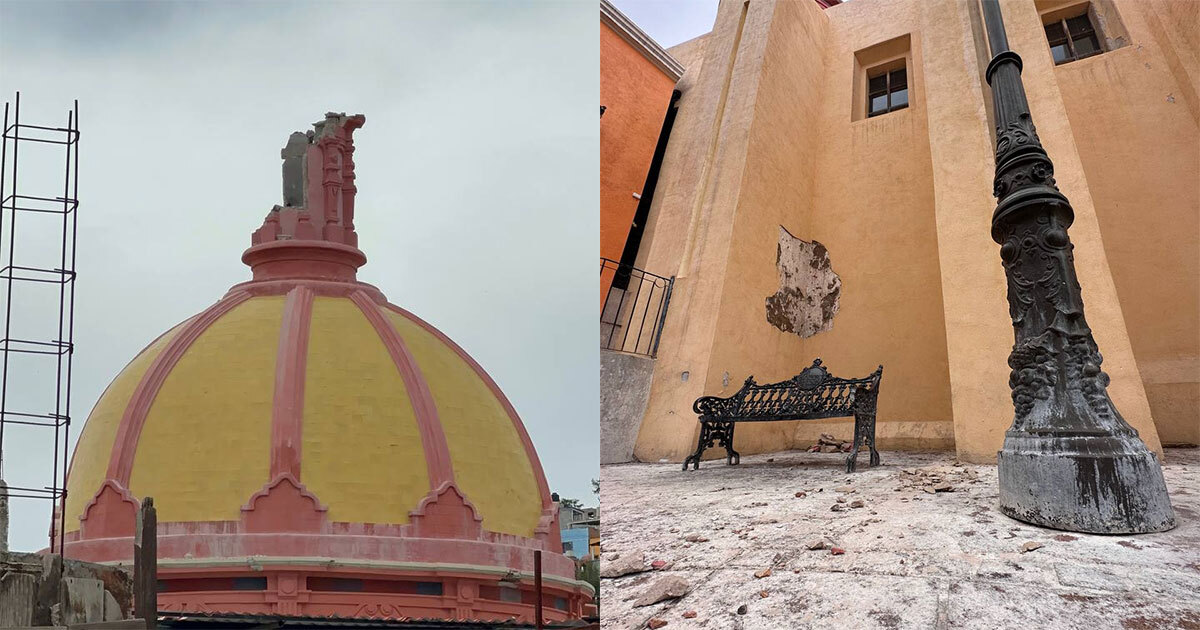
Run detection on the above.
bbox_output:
[895,463,981,493]
[805,433,853,453]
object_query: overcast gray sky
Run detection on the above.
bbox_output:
[609,0,717,49]
[0,0,598,552]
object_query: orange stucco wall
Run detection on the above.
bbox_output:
[631,0,1188,464]
[600,22,678,267]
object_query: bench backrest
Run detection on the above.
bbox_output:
[693,358,883,422]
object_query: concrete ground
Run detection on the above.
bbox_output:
[599,448,1200,630]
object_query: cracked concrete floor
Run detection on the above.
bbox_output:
[599,448,1200,630]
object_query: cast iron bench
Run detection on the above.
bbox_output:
[684,358,884,473]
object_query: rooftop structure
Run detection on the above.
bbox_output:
[59,113,593,622]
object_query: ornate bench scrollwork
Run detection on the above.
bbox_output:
[684,359,883,473]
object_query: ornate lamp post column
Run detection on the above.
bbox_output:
[982,0,1174,533]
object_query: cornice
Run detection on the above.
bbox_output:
[601,0,684,81]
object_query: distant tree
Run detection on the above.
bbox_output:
[559,497,583,510]
[591,478,599,496]
[576,558,600,611]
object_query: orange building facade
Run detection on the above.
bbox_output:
[600,0,682,286]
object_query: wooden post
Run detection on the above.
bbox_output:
[534,549,543,630]
[134,497,156,629]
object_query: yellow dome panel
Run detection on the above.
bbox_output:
[129,297,283,523]
[386,311,542,538]
[301,297,429,524]
[64,322,189,533]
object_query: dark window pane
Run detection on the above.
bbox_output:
[891,88,908,108]
[870,94,888,114]
[416,582,443,596]
[1072,33,1100,56]
[890,68,907,89]
[232,577,267,591]
[1050,43,1071,63]
[1066,14,1093,37]
[868,74,887,93]
[1044,22,1066,41]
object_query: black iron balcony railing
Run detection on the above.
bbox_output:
[601,258,673,358]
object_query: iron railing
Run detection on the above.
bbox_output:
[600,258,673,358]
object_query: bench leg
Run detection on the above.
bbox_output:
[867,411,881,468]
[683,422,738,470]
[683,423,713,471]
[718,422,740,466]
[847,414,863,473]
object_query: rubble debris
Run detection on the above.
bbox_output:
[650,560,669,570]
[759,590,769,598]
[1020,541,1044,553]
[633,575,690,607]
[850,499,865,509]
[682,611,697,619]
[737,604,748,615]
[683,533,709,543]
[601,551,646,578]
[754,568,772,579]
[806,538,833,551]
[896,465,978,495]
[806,433,855,454]
[831,547,846,555]
[647,618,668,629]
[795,491,807,498]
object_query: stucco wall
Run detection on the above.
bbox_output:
[1048,0,1199,445]
[600,350,656,464]
[630,0,1181,464]
[600,22,678,265]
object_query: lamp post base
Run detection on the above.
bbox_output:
[998,434,1175,534]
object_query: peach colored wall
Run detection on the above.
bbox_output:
[600,23,678,266]
[1048,0,1199,445]
[631,0,1181,464]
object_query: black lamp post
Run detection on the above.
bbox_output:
[981,0,1174,533]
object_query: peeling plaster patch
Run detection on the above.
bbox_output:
[765,226,841,338]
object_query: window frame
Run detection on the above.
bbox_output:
[866,67,909,118]
[1043,9,1104,65]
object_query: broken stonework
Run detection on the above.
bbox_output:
[765,226,841,338]
[633,575,690,607]
[600,550,646,578]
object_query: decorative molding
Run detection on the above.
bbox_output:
[241,473,328,533]
[601,0,684,81]
[408,482,483,540]
[383,305,554,511]
[78,480,139,540]
[106,291,253,483]
[269,286,315,479]
[350,291,456,488]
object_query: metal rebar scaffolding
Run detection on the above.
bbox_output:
[0,92,80,554]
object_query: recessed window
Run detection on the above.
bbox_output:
[1044,10,1102,64]
[867,68,908,118]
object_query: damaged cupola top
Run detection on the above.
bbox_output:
[61,111,592,621]
[243,112,368,283]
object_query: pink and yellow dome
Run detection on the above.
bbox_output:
[61,113,591,621]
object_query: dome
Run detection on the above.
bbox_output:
[61,113,591,621]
